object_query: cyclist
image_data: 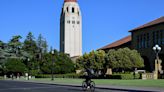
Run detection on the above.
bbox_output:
[84,66,94,89]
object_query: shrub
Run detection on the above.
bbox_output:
[0,76,3,79]
[30,70,39,76]
[35,73,82,78]
[105,73,140,80]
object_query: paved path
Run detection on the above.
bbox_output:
[0,80,163,92]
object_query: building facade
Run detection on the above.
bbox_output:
[130,16,164,71]
[60,0,82,57]
[100,16,164,72]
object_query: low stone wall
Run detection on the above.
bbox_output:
[142,73,157,80]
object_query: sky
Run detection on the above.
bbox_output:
[0,0,164,53]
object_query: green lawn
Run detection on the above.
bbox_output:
[30,78,164,88]
[94,79,164,87]
[0,76,3,80]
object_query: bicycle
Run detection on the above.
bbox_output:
[82,80,95,92]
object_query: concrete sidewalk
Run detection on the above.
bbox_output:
[6,78,163,92]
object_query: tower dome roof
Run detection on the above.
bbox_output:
[64,0,77,2]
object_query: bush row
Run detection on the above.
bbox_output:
[105,73,140,80]
[35,73,82,78]
[35,73,140,80]
[0,76,3,79]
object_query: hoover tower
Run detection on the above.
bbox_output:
[60,0,82,57]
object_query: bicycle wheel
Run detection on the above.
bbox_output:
[90,81,95,92]
[82,81,87,91]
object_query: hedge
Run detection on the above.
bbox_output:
[35,73,82,78]
[105,73,140,80]
[0,76,3,79]
[35,73,140,80]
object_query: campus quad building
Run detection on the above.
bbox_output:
[100,16,164,72]
[60,0,82,57]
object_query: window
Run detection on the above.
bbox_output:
[67,7,69,12]
[137,36,140,49]
[72,7,74,13]
[67,20,70,24]
[161,30,164,45]
[77,21,80,24]
[147,33,150,47]
[153,32,155,45]
[140,35,143,48]
[78,11,80,16]
[156,31,160,44]
[160,30,164,45]
[143,34,146,48]
[72,21,75,24]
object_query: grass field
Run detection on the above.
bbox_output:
[29,78,164,88]
[0,76,3,80]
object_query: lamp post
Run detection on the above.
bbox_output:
[153,44,161,61]
[27,58,30,80]
[51,50,54,81]
[153,44,161,73]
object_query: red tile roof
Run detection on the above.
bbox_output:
[64,0,77,2]
[129,16,164,32]
[99,35,131,50]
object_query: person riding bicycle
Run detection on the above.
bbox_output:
[84,66,94,89]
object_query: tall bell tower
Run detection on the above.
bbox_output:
[60,0,82,57]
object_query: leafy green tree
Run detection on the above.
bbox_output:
[4,58,27,73]
[7,35,24,59]
[94,50,106,71]
[37,34,48,54]
[76,50,106,75]
[41,50,75,74]
[106,48,144,72]
[128,49,144,68]
[40,53,52,74]
[8,35,22,54]
[23,32,37,56]
[55,52,75,74]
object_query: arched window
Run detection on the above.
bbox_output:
[67,7,69,12]
[72,7,75,13]
[78,11,79,16]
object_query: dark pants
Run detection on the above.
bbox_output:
[85,76,91,86]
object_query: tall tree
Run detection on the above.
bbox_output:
[7,35,23,59]
[37,34,48,54]
[23,32,37,56]
[106,48,144,72]
[76,50,106,75]
[22,32,38,75]
[4,58,27,74]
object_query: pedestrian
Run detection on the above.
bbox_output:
[12,73,14,80]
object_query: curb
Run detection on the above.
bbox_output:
[8,80,159,92]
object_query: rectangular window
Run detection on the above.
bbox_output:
[140,35,143,48]
[72,21,75,24]
[137,36,139,49]
[67,20,70,24]
[72,7,75,13]
[160,30,163,44]
[143,34,146,48]
[147,33,150,47]
[162,30,164,45]
[156,31,161,44]
[77,21,80,24]
[153,32,155,45]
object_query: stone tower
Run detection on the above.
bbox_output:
[60,0,82,57]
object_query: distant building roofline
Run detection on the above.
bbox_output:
[129,16,164,32]
[99,35,131,50]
